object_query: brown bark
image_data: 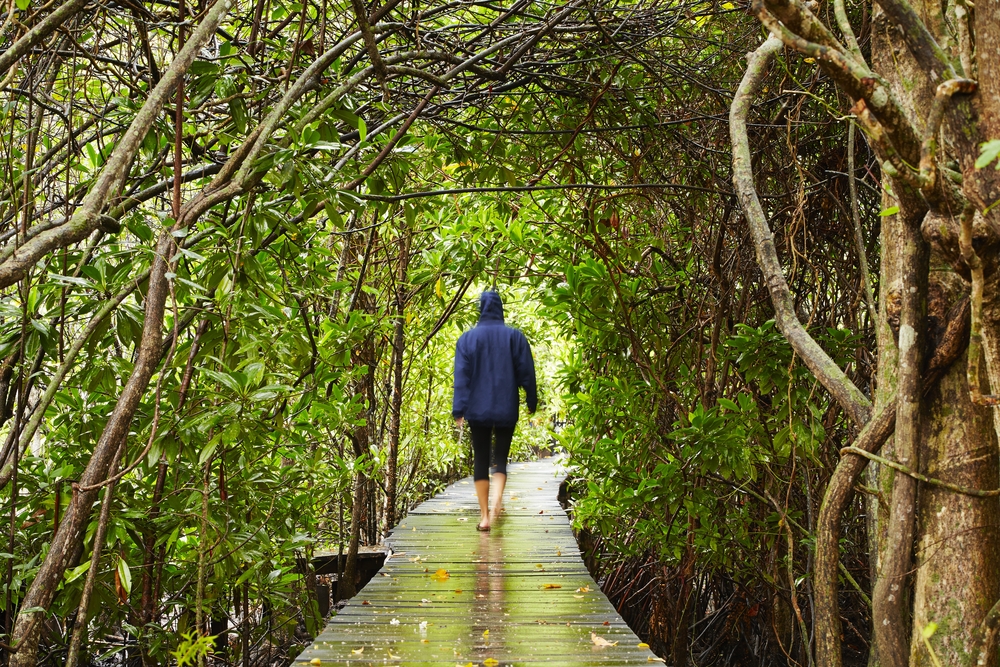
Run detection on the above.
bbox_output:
[339,226,377,599]
[65,443,124,667]
[872,205,927,667]
[9,229,174,667]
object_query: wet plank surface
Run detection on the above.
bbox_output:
[296,458,660,666]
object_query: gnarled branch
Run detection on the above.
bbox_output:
[730,34,872,426]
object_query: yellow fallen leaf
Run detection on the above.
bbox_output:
[432,568,450,582]
[388,654,400,660]
[573,595,585,599]
[648,657,666,663]
[638,642,650,648]
[576,585,592,592]
[351,647,364,655]
[454,589,463,593]
[421,639,429,643]
[542,583,562,589]
[591,633,618,648]
[484,659,499,667]
[309,660,322,666]
[483,629,489,638]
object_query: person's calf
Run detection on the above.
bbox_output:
[490,472,507,519]
[475,478,491,529]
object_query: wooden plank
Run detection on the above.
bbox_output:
[295,459,661,666]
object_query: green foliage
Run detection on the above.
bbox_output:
[0,0,881,660]
[975,139,1000,170]
[172,631,216,667]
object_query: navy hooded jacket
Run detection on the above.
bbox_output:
[452,291,537,427]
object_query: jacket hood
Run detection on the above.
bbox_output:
[478,291,505,324]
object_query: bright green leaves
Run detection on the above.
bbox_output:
[975,139,1000,170]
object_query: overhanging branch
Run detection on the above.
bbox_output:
[730,35,872,426]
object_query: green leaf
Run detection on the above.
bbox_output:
[198,435,221,466]
[878,205,899,217]
[15,0,29,11]
[718,398,739,412]
[117,555,132,597]
[975,140,1000,170]
[65,560,92,583]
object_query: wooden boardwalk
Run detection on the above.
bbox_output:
[296,458,660,666]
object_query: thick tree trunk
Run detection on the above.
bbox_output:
[906,274,1000,665]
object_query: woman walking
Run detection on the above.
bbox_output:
[453,291,537,531]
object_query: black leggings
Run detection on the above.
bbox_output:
[469,422,515,481]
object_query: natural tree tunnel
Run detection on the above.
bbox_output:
[0,0,999,665]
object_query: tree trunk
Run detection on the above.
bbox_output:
[385,226,410,531]
[338,468,365,600]
[9,231,175,667]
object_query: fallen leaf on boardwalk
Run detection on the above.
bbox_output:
[351,648,364,655]
[361,600,370,605]
[456,663,473,667]
[577,585,592,593]
[421,639,429,644]
[556,548,562,556]
[482,630,489,638]
[432,569,450,582]
[390,618,400,625]
[484,659,499,667]
[648,657,666,662]
[542,583,562,589]
[573,595,585,599]
[454,589,463,593]
[388,653,401,659]
[603,621,610,626]
[535,564,544,568]
[538,510,544,514]
[457,517,468,522]
[309,660,322,666]
[591,633,618,648]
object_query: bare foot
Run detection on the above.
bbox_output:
[477,515,490,531]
